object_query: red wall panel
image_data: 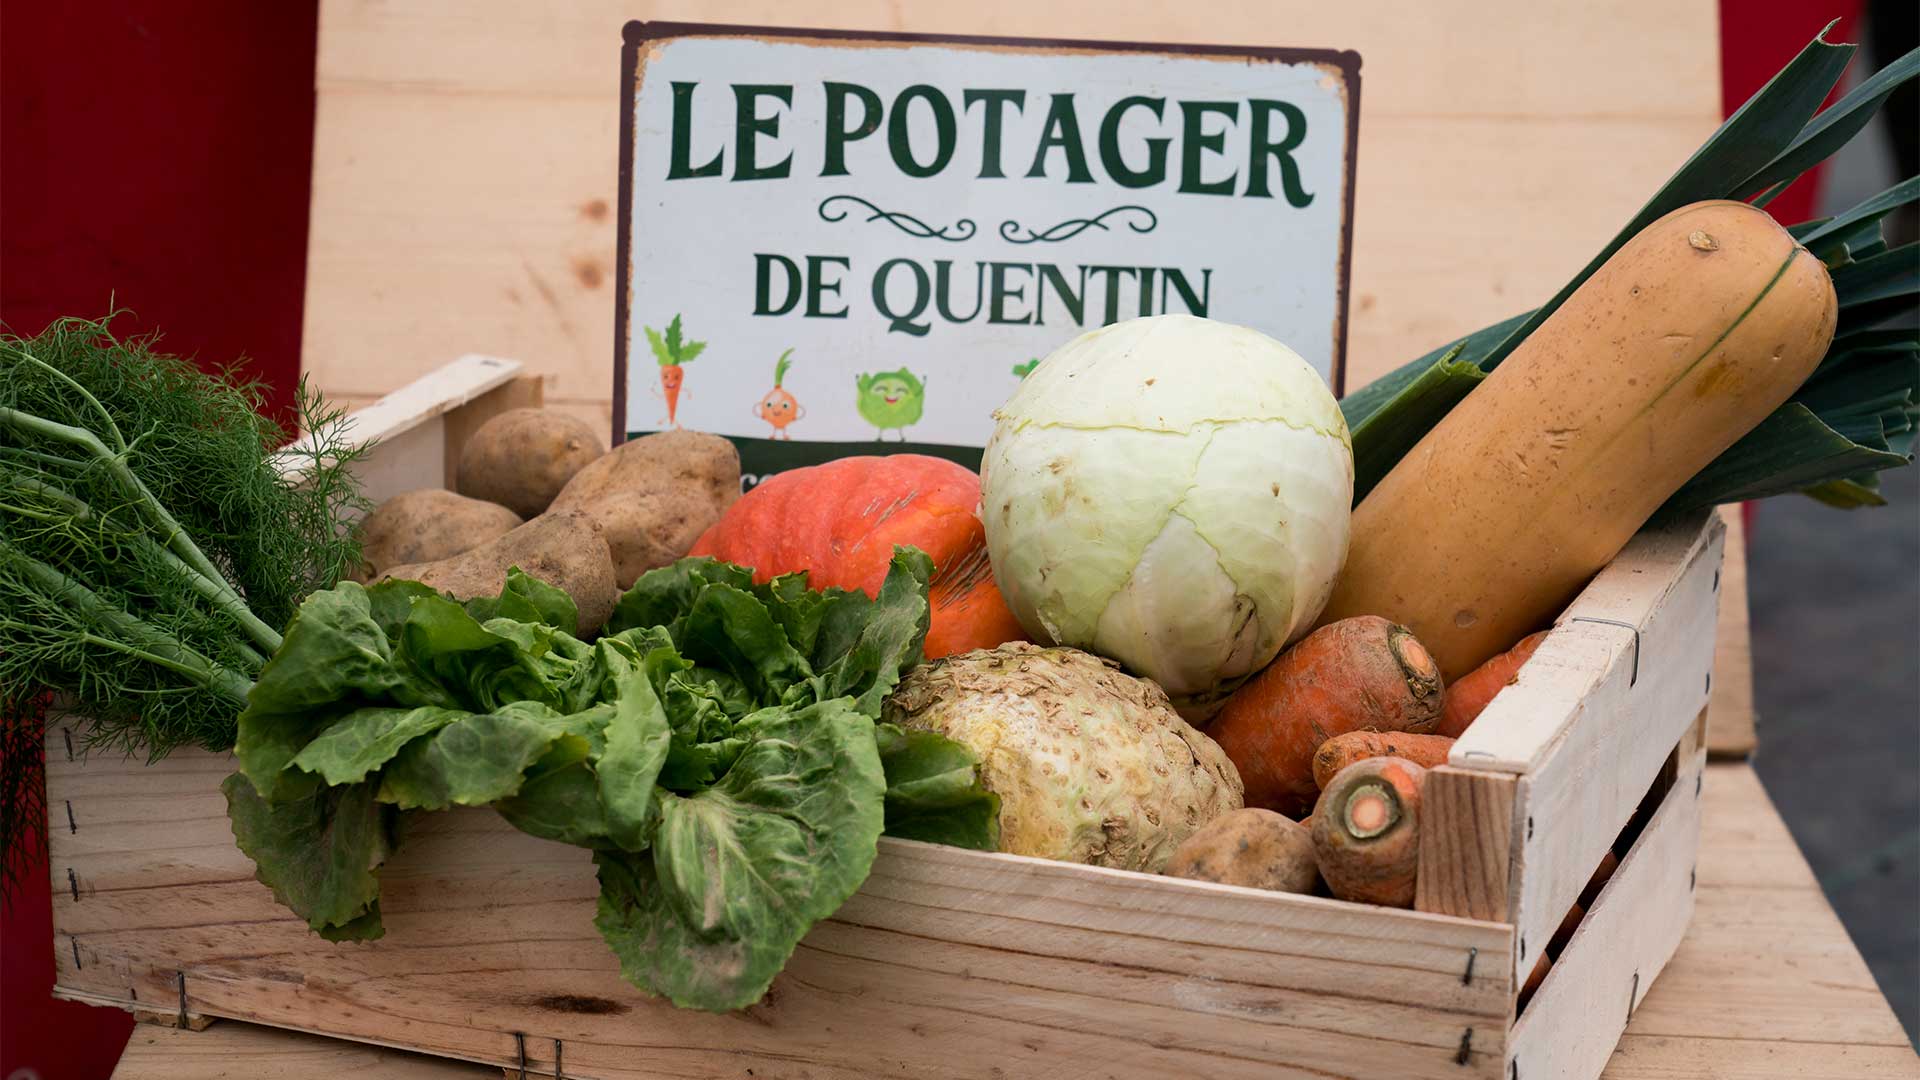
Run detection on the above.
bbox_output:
[1,4,318,1077]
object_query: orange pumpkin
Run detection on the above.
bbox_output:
[688,455,1027,658]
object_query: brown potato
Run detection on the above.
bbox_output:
[380,510,617,636]
[550,430,740,587]
[457,408,606,518]
[359,489,522,580]
[1162,808,1318,894]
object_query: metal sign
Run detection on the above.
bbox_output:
[616,22,1360,484]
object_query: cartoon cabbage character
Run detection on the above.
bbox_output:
[856,368,926,441]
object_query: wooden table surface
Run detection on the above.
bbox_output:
[109,761,1917,1080]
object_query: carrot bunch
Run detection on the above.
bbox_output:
[1210,616,1553,907]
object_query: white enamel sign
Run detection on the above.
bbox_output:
[616,23,1360,483]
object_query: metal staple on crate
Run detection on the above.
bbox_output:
[1460,946,1478,986]
[1455,1027,1474,1066]
[62,727,74,761]
[67,867,78,901]
[176,971,189,1028]
[515,1032,528,1080]
[1566,617,1641,685]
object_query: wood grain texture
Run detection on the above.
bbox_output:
[1510,513,1721,982]
[1415,766,1517,922]
[1509,730,1704,1079]
[94,765,1920,1079]
[1706,505,1756,758]
[300,0,1722,411]
[46,722,1513,1080]
[111,1022,498,1079]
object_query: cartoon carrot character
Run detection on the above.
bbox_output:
[644,314,706,429]
[753,348,805,440]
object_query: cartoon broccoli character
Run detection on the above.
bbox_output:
[855,368,927,442]
[753,348,804,440]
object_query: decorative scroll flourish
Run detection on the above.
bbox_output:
[999,205,1159,245]
[817,195,976,241]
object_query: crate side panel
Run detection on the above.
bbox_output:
[46,734,1511,1080]
[1508,735,1704,1079]
[1451,510,1721,774]
[1507,514,1722,970]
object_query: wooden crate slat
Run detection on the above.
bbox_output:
[1503,514,1722,975]
[1415,765,1519,922]
[1451,509,1721,773]
[48,732,1513,1079]
[1508,729,1705,1078]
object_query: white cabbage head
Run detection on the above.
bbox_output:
[980,315,1353,719]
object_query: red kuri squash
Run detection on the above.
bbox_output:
[689,455,1027,658]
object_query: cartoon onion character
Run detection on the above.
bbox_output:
[753,348,805,439]
[855,367,927,442]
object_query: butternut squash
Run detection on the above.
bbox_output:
[1321,201,1836,679]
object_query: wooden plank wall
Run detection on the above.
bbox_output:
[302,0,1723,419]
[301,0,1758,753]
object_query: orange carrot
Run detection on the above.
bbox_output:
[1212,616,1445,817]
[1578,850,1620,909]
[1312,731,1456,790]
[1520,952,1550,1005]
[1310,757,1426,908]
[1438,630,1550,738]
[1549,899,1587,957]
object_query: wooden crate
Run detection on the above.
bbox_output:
[44,363,1720,1080]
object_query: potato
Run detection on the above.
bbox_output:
[550,429,740,587]
[457,408,606,518]
[359,489,522,580]
[1161,808,1318,894]
[380,510,617,636]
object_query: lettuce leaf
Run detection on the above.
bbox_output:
[594,698,885,1009]
[875,723,1001,850]
[225,554,997,1011]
